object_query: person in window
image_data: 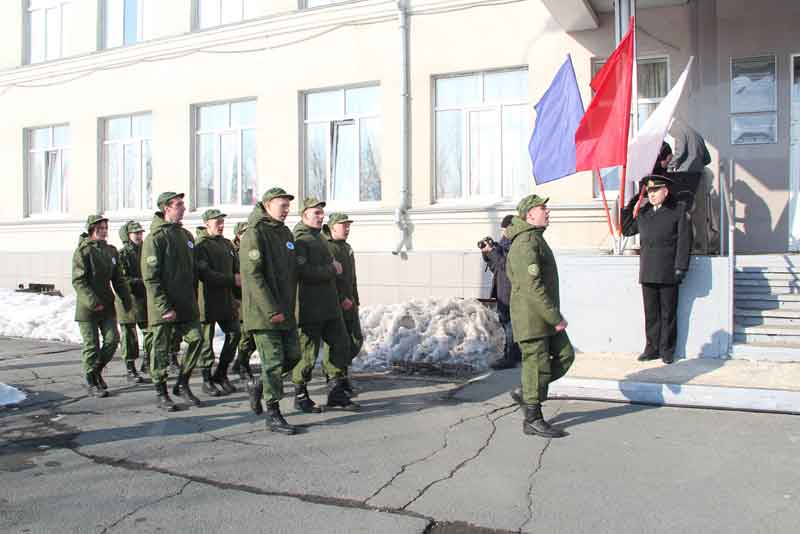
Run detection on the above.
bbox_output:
[481,214,521,370]
[621,175,692,365]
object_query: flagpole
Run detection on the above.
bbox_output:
[596,168,616,241]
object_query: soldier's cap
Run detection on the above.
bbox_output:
[328,212,353,226]
[86,214,108,231]
[262,187,295,202]
[642,174,675,190]
[300,197,326,213]
[126,220,144,233]
[156,191,184,210]
[234,221,249,235]
[201,208,227,222]
[516,195,549,217]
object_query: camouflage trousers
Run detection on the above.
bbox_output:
[293,317,350,385]
[120,322,152,364]
[326,313,364,368]
[518,331,574,405]
[149,321,203,386]
[251,329,301,404]
[200,320,241,371]
[77,319,120,375]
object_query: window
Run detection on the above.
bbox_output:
[303,0,351,7]
[731,56,777,145]
[103,114,153,211]
[105,0,153,48]
[27,0,71,64]
[195,100,257,208]
[303,86,382,203]
[27,125,70,215]
[434,69,530,201]
[197,0,258,29]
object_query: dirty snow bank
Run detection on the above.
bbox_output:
[0,382,26,406]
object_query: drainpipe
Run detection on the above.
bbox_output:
[393,0,412,256]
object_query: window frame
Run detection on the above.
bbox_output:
[25,123,71,217]
[100,112,154,214]
[103,0,153,50]
[195,0,258,30]
[26,0,71,65]
[729,54,778,145]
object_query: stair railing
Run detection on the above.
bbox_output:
[720,159,736,356]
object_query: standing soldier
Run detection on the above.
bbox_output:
[196,209,241,395]
[142,192,205,411]
[240,188,302,434]
[291,199,357,411]
[72,215,131,397]
[322,213,363,395]
[115,220,150,383]
[506,195,573,438]
[231,221,256,383]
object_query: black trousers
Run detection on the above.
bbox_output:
[641,283,678,358]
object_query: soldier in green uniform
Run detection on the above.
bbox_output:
[115,220,150,384]
[141,192,205,411]
[239,188,302,434]
[322,213,363,396]
[506,195,573,438]
[291,199,357,411]
[196,209,242,395]
[231,221,256,384]
[72,215,131,398]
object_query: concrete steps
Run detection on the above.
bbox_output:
[730,342,800,362]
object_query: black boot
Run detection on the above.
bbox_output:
[326,379,360,410]
[168,352,180,377]
[266,402,296,435]
[201,368,223,397]
[489,357,516,370]
[211,364,236,395]
[93,366,108,390]
[86,373,107,398]
[139,354,150,374]
[239,360,253,385]
[294,384,321,413]
[523,403,567,438]
[637,350,659,362]
[661,353,675,365]
[342,375,359,398]
[156,382,178,412]
[249,378,263,415]
[126,361,145,384]
[173,373,203,407]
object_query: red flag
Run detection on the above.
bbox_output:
[574,18,635,171]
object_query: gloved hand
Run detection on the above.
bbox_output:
[674,269,686,284]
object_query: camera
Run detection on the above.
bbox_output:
[477,236,495,250]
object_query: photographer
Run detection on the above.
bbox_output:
[481,214,521,370]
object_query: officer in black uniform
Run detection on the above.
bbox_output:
[621,175,691,364]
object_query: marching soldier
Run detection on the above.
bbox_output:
[141,192,205,411]
[196,209,241,395]
[322,213,363,395]
[239,188,302,435]
[231,221,256,383]
[622,175,691,365]
[291,199,357,411]
[72,215,131,397]
[506,195,573,438]
[115,220,150,383]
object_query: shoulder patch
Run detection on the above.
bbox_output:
[146,256,158,266]
[187,240,194,249]
[286,241,295,250]
[297,256,307,265]
[527,264,540,277]
[111,257,117,265]
[248,249,261,261]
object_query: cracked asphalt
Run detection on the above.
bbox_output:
[2,337,800,534]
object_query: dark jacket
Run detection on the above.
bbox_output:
[322,225,360,322]
[72,234,130,322]
[506,217,563,341]
[482,237,512,313]
[115,224,147,324]
[195,232,239,323]
[141,214,199,326]
[669,123,711,173]
[622,195,692,284]
[239,204,297,331]
[294,222,341,325]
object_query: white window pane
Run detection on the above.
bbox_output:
[198,134,217,207]
[731,113,777,145]
[242,130,257,206]
[142,0,154,40]
[638,102,659,130]
[243,0,259,18]
[502,105,532,199]
[45,7,61,60]
[359,117,381,201]
[306,90,343,120]
[346,86,380,116]
[199,0,220,28]
[45,150,62,211]
[124,143,139,208]
[221,0,243,24]
[123,0,140,44]
[199,104,229,130]
[638,61,668,99]
[305,123,327,199]
[231,100,256,128]
[220,133,239,205]
[30,10,45,63]
[61,149,70,212]
[485,70,528,103]
[32,127,50,149]
[29,152,45,214]
[331,122,357,202]
[436,75,481,108]
[142,140,153,208]
[53,125,69,146]
[132,113,152,138]
[107,117,130,140]
[598,166,621,193]
[732,56,777,113]
[435,110,463,199]
[61,2,72,56]
[469,110,500,197]
[106,143,123,210]
[105,0,124,47]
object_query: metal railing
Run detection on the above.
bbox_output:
[719,159,736,355]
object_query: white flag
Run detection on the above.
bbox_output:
[625,57,694,201]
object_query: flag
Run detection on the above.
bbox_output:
[624,57,694,201]
[574,18,635,171]
[528,55,585,184]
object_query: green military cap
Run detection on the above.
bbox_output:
[201,208,227,222]
[262,187,295,202]
[516,194,549,217]
[85,214,108,231]
[234,221,249,235]
[300,197,326,214]
[126,220,144,233]
[156,191,184,210]
[328,212,353,226]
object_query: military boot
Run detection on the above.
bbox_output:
[239,360,253,385]
[126,361,145,384]
[156,382,178,412]
[93,366,108,391]
[294,384,322,413]
[168,352,181,377]
[211,364,236,395]
[139,354,151,374]
[86,373,107,398]
[523,403,567,438]
[326,379,360,411]
[342,373,359,398]
[173,373,203,407]
[248,378,263,415]
[265,402,296,435]
[201,368,223,397]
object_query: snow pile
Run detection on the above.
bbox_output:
[0,289,81,343]
[0,382,26,406]
[354,298,503,372]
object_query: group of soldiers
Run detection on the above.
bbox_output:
[72,188,363,435]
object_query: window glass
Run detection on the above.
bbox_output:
[28,125,70,215]
[484,70,528,103]
[468,110,500,197]
[331,121,357,201]
[305,123,328,200]
[435,110,463,199]
[45,7,60,60]
[732,56,777,113]
[241,129,257,205]
[231,100,257,128]
[345,86,380,116]
[107,117,130,140]
[197,133,216,207]
[359,116,381,202]
[436,75,481,108]
[307,90,343,120]
[29,9,45,63]
[199,103,229,130]
[220,132,239,205]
